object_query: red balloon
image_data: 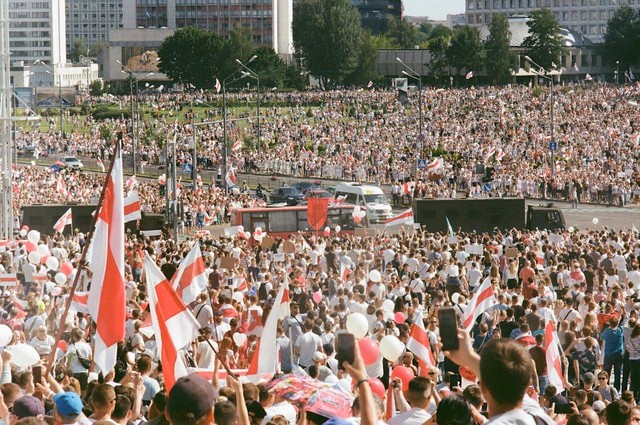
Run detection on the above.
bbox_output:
[369,377,386,399]
[354,216,362,224]
[323,230,330,237]
[394,312,406,324]
[21,225,29,232]
[358,338,380,366]
[40,254,49,265]
[24,241,36,252]
[391,365,415,391]
[60,261,73,277]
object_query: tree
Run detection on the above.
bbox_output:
[603,6,640,73]
[345,33,379,85]
[447,25,484,76]
[522,9,564,69]
[293,0,365,87]
[251,46,287,89]
[485,14,513,85]
[223,25,257,76]
[69,37,87,63]
[387,16,418,48]
[158,27,227,89]
[426,25,451,83]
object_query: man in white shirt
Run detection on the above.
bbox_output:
[294,320,322,369]
[628,263,640,291]
[193,293,213,329]
[387,377,434,425]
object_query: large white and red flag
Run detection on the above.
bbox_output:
[545,320,565,392]
[385,209,414,228]
[406,311,436,372]
[247,279,289,380]
[123,191,142,223]
[71,291,89,314]
[145,255,201,391]
[56,176,68,198]
[87,146,126,375]
[53,208,72,233]
[462,276,496,333]
[171,241,208,305]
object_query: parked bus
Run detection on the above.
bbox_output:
[229,204,358,238]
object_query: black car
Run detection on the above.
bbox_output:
[270,187,306,205]
[292,181,323,194]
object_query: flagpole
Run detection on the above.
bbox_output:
[44,134,123,378]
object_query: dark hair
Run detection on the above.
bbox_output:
[462,384,483,408]
[480,339,532,407]
[436,394,472,425]
[605,400,632,425]
[112,394,132,421]
[213,401,237,425]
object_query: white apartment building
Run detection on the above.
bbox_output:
[65,0,124,52]
[9,0,66,65]
[465,0,640,42]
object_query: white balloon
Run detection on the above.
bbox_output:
[37,244,50,257]
[255,227,262,234]
[451,293,460,304]
[238,225,244,232]
[19,229,27,237]
[346,313,369,338]
[10,344,40,368]
[335,225,341,234]
[0,325,11,346]
[27,230,40,244]
[233,333,247,346]
[353,205,361,214]
[369,270,382,283]
[358,211,366,218]
[379,335,405,362]
[324,226,330,232]
[382,299,395,313]
[54,272,66,285]
[592,217,599,225]
[567,226,574,233]
[46,256,59,270]
[244,231,251,239]
[232,291,244,303]
[28,251,41,264]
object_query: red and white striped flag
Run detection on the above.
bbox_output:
[466,71,473,80]
[87,144,126,375]
[124,191,142,223]
[232,140,242,152]
[33,273,47,284]
[495,148,506,161]
[406,313,436,370]
[232,277,248,293]
[171,241,208,305]
[144,255,200,391]
[340,263,352,283]
[485,146,497,160]
[426,157,443,172]
[53,208,73,233]
[462,276,496,333]
[56,176,68,198]
[96,158,105,173]
[125,175,138,189]
[225,167,236,187]
[215,78,221,94]
[247,279,288,381]
[0,274,17,286]
[367,81,374,88]
[545,320,565,392]
[401,181,415,196]
[385,209,414,228]
[278,285,290,320]
[71,291,90,314]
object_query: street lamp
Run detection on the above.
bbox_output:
[235,55,261,153]
[117,59,153,175]
[222,72,248,193]
[616,60,619,85]
[34,60,63,136]
[525,55,556,177]
[396,58,423,139]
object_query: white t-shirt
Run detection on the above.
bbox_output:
[295,332,322,367]
[387,407,431,425]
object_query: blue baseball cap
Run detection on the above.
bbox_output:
[53,392,83,417]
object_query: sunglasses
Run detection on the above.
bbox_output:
[598,377,607,380]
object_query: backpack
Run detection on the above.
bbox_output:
[258,282,268,301]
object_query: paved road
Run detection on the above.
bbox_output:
[22,156,640,231]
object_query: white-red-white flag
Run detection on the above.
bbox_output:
[462,276,495,333]
[71,291,89,314]
[56,176,68,198]
[125,175,138,190]
[247,279,288,379]
[401,181,415,196]
[145,255,200,391]
[225,167,236,187]
[123,191,142,223]
[215,78,221,94]
[232,140,242,152]
[466,71,473,80]
[426,157,444,173]
[0,274,17,286]
[545,320,565,392]
[385,209,414,228]
[406,314,436,369]
[97,158,105,173]
[171,241,208,305]
[87,145,126,375]
[340,263,352,283]
[53,208,72,233]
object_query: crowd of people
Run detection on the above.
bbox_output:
[17,83,640,207]
[2,212,640,424]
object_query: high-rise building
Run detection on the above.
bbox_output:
[65,0,124,52]
[9,0,66,66]
[351,0,402,34]
[465,0,639,42]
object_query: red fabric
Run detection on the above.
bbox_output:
[307,197,329,231]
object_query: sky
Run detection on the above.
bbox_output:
[403,0,465,20]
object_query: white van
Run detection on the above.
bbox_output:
[334,182,393,224]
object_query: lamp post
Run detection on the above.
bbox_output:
[396,57,423,137]
[235,55,260,153]
[525,56,555,177]
[117,60,153,175]
[35,60,63,136]
[616,60,619,85]
[222,72,247,193]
